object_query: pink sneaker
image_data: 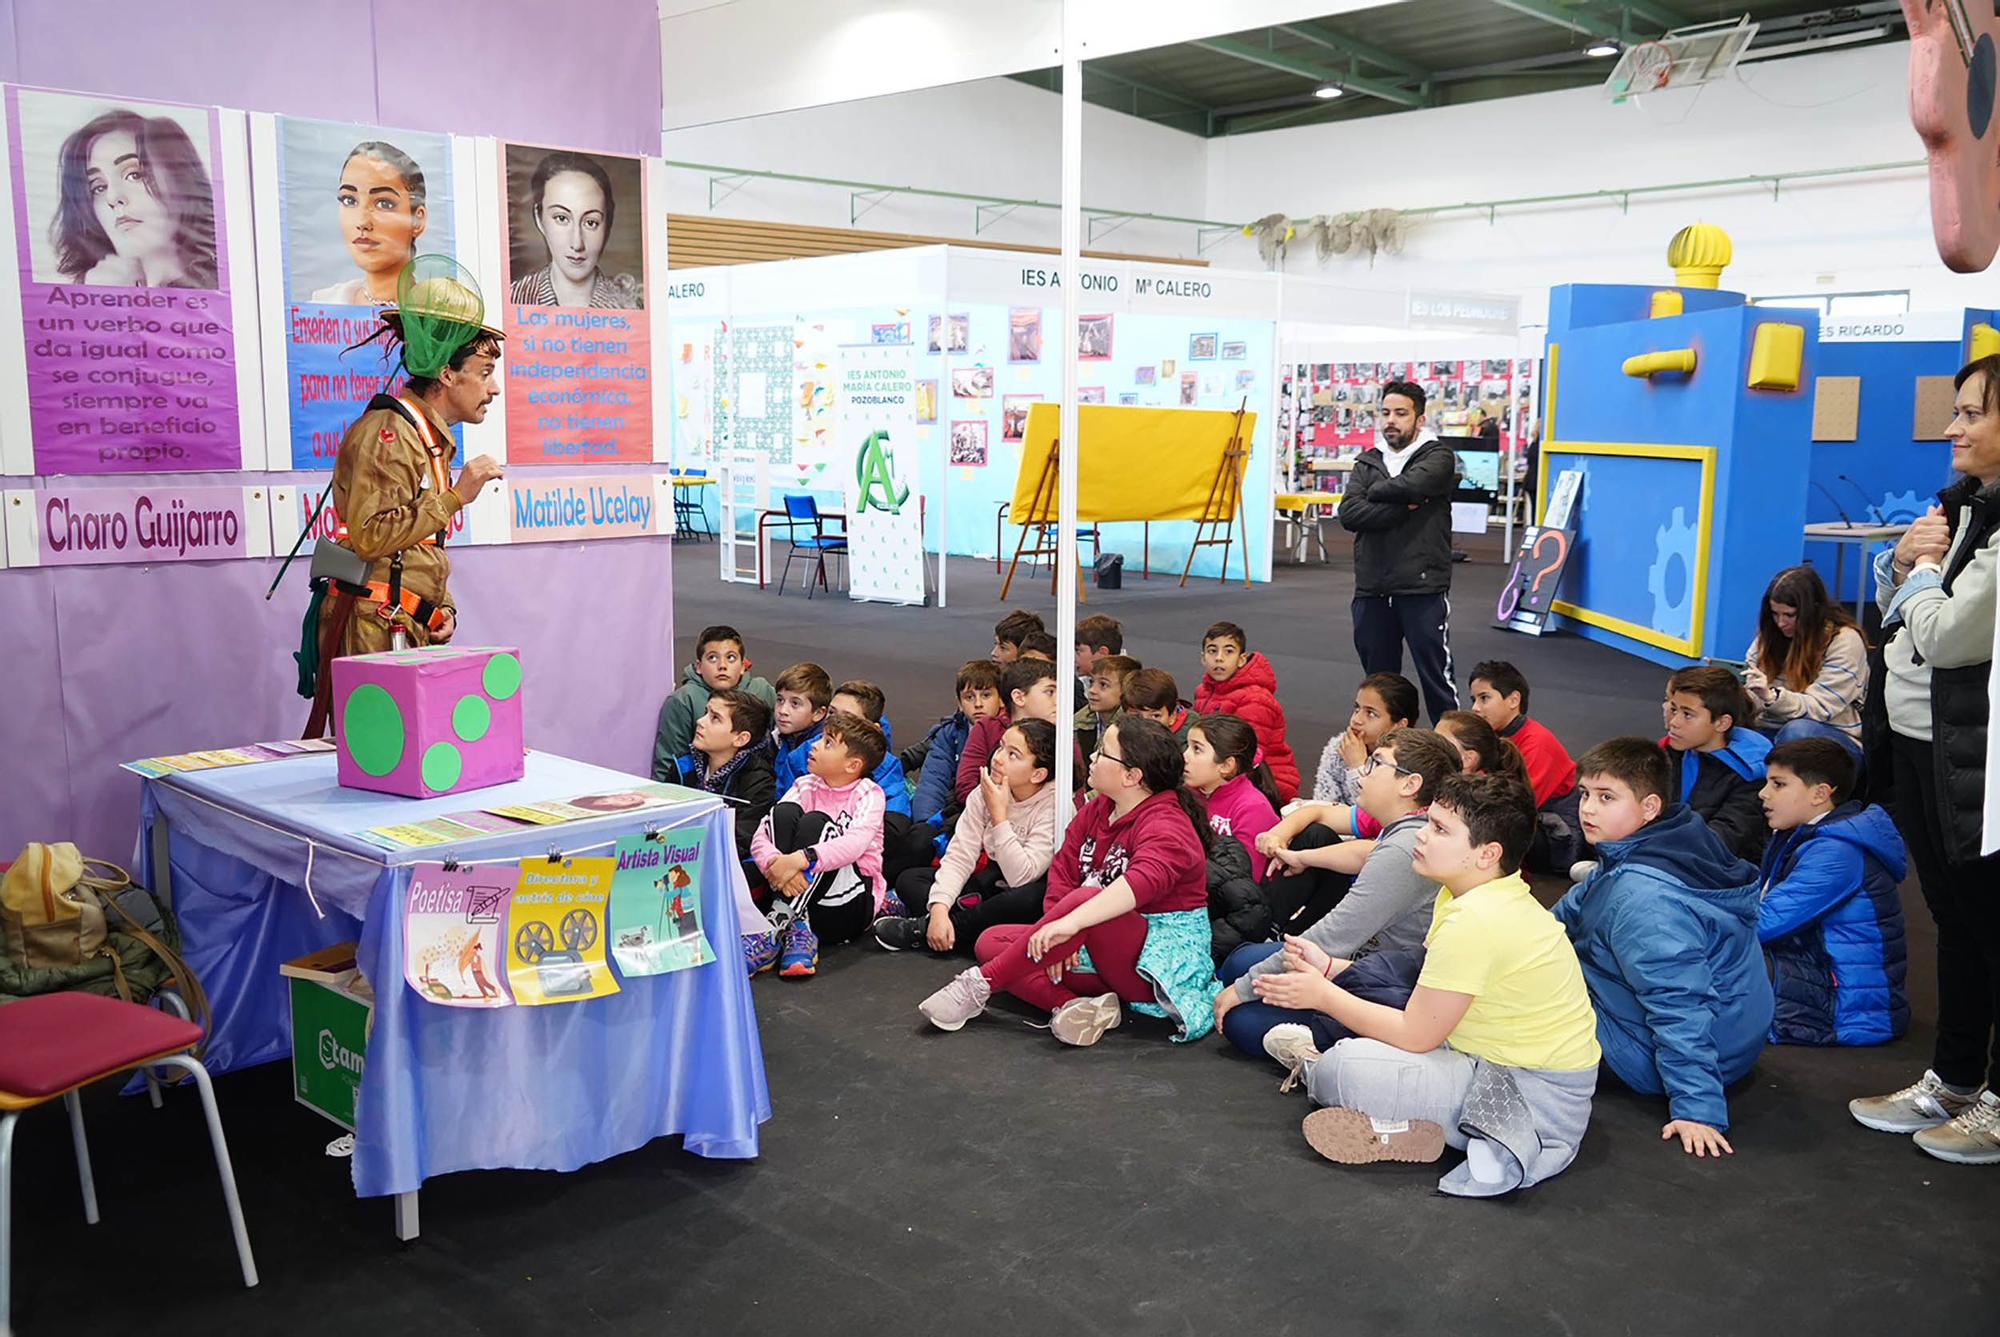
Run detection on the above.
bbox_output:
[918,968,992,1032]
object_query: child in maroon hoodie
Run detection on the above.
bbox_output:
[1192,622,1301,801]
[918,718,1220,1045]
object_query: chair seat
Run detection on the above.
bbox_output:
[792,536,847,550]
[0,992,202,1104]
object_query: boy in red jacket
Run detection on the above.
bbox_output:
[1468,660,1575,806]
[1192,622,1300,801]
[1469,659,1585,873]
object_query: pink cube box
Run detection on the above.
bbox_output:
[333,645,525,798]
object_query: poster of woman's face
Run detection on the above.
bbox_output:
[14,89,220,289]
[503,144,644,309]
[279,119,454,306]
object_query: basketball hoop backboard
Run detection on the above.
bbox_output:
[1606,17,1760,101]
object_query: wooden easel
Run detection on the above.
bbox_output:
[1000,439,1088,603]
[1180,399,1254,588]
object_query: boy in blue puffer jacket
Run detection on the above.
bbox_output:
[1555,738,1774,1160]
[908,661,1006,831]
[1757,738,1908,1047]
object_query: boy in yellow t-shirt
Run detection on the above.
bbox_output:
[1251,772,1601,1196]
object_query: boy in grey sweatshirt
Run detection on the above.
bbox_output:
[1216,728,1462,1057]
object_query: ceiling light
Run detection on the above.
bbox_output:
[1585,41,1620,57]
[1314,84,1344,99]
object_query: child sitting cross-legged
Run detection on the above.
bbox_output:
[1661,665,1772,863]
[956,657,1077,804]
[769,662,834,793]
[1256,724,1456,937]
[1123,668,1196,743]
[991,607,1045,665]
[917,717,1219,1046]
[1180,713,1284,962]
[1194,622,1301,801]
[1467,660,1585,873]
[874,718,1060,955]
[745,712,891,979]
[1073,613,1124,712]
[830,679,911,817]
[1311,672,1418,806]
[671,688,776,871]
[1075,653,1141,759]
[652,623,778,781]
[1221,727,1464,1052]
[1555,737,1772,1158]
[906,660,1005,835]
[1252,772,1602,1197]
[1436,710,1532,790]
[831,678,925,884]
[1757,738,1909,1047]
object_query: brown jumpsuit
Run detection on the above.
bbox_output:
[325,396,464,655]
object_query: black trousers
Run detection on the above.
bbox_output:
[1352,591,1459,724]
[1261,822,1354,937]
[757,804,874,946]
[893,862,1048,955]
[880,811,940,888]
[1891,734,2000,1089]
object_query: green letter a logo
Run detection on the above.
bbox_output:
[856,430,909,514]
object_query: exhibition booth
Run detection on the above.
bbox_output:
[3,3,2000,1331]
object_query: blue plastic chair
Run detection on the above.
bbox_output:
[776,493,847,598]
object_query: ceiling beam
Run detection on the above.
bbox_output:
[1617,0,1690,33]
[1275,21,1432,82]
[1082,64,1215,119]
[1486,0,1627,41]
[1192,34,1427,108]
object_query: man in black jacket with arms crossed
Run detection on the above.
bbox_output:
[1336,380,1459,723]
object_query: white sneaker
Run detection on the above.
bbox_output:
[1912,1090,2000,1165]
[1263,1023,1322,1093]
[1050,992,1122,1047]
[1568,860,1599,885]
[1849,1069,1981,1133]
[917,967,992,1032]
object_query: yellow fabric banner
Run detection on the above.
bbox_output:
[1008,403,1257,523]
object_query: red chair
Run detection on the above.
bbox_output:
[0,992,257,1334]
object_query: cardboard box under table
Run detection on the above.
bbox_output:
[136,750,768,1240]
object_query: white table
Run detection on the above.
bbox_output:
[1803,521,1911,620]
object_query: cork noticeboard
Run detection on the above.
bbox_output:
[1811,376,1859,441]
[1913,375,1956,439]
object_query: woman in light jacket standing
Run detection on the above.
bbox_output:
[1848,355,2000,1167]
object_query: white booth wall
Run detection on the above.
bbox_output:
[669,245,1284,583]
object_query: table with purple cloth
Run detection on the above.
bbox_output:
[136,750,769,1239]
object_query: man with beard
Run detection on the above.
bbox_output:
[1336,380,1459,723]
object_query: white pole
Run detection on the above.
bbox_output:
[1053,9,1083,823]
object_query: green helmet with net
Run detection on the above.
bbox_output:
[382,254,504,379]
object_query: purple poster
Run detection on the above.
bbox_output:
[6,86,241,474]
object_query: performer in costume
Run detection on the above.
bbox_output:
[305,256,505,735]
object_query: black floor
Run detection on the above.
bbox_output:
[15,539,1998,1335]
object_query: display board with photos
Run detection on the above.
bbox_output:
[1287,358,1537,457]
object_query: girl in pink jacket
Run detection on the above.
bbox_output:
[1181,713,1283,881]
